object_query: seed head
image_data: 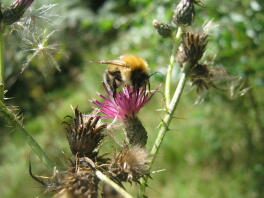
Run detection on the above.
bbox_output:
[110,146,149,183]
[64,108,106,158]
[190,63,211,92]
[49,160,100,198]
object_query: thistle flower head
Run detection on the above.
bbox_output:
[47,158,100,198]
[93,84,156,121]
[110,146,149,183]
[64,108,107,158]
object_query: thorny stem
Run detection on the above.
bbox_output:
[139,28,184,197]
[151,70,187,160]
[0,31,4,101]
[0,101,55,169]
[165,28,182,108]
[0,24,54,169]
[139,68,188,197]
[96,170,134,198]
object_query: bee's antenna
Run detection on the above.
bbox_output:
[148,72,162,79]
[146,72,163,91]
[29,160,47,186]
[89,60,129,68]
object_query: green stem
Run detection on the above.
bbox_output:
[165,28,182,108]
[139,28,184,197]
[0,101,55,169]
[0,31,4,101]
[139,69,188,197]
[151,71,187,160]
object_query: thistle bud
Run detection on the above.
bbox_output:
[152,19,173,38]
[2,0,34,25]
[124,116,148,147]
[64,108,106,158]
[172,0,202,26]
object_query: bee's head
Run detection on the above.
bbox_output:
[131,68,149,89]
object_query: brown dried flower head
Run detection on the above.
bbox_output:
[50,159,100,198]
[64,108,107,158]
[110,146,149,183]
[190,63,212,92]
[177,32,208,68]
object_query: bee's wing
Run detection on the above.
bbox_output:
[90,60,128,68]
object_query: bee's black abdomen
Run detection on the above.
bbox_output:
[131,68,149,89]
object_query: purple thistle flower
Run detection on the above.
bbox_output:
[93,84,156,120]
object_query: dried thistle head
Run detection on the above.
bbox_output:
[189,63,242,94]
[55,171,98,198]
[50,161,99,198]
[64,108,107,158]
[177,32,208,68]
[110,146,149,183]
[31,156,111,198]
[190,63,212,92]
[172,0,203,26]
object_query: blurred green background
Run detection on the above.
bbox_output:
[0,0,264,197]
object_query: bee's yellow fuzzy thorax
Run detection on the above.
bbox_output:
[120,55,148,72]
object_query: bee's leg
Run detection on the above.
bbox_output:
[147,80,151,92]
[112,80,117,97]
[103,72,118,97]
[104,72,114,93]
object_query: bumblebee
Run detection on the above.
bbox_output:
[94,55,150,96]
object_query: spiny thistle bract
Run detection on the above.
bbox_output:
[64,108,107,158]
